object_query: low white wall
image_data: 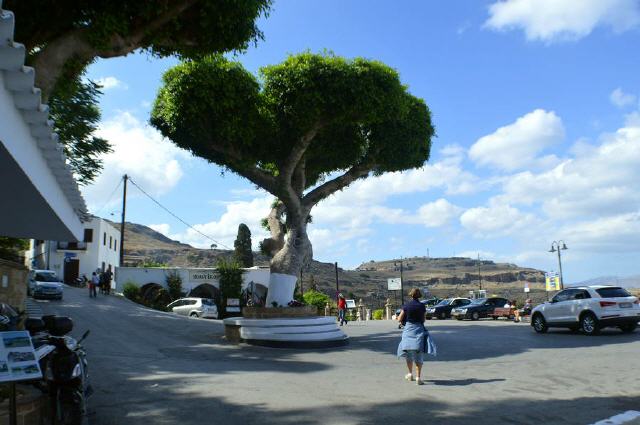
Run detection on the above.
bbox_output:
[115,266,271,293]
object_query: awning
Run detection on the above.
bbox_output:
[0,5,87,241]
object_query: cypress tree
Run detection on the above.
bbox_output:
[234,224,254,267]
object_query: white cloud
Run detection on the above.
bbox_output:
[497,119,640,219]
[485,0,640,42]
[460,203,539,238]
[166,195,272,250]
[148,224,172,237]
[563,212,640,252]
[95,76,127,90]
[83,112,191,212]
[610,88,637,108]
[416,199,463,227]
[469,109,564,171]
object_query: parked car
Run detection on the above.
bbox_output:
[28,270,63,300]
[531,286,640,335]
[451,297,509,321]
[167,298,219,319]
[421,298,441,307]
[426,298,472,320]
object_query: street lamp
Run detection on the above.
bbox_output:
[549,241,568,289]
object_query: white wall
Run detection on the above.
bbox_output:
[115,266,271,294]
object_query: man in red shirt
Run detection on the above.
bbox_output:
[337,293,347,326]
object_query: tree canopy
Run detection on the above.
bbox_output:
[7,0,272,99]
[234,223,254,268]
[151,52,434,283]
[151,53,434,210]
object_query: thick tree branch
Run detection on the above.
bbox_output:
[208,144,278,195]
[280,122,323,186]
[302,162,374,209]
[33,0,199,100]
[292,159,306,196]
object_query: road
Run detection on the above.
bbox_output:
[37,286,640,425]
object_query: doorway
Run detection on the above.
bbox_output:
[63,259,79,284]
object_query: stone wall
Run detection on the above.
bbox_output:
[0,384,49,425]
[0,259,27,310]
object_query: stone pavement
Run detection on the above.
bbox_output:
[39,286,640,425]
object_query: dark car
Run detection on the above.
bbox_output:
[426,298,472,320]
[451,297,509,321]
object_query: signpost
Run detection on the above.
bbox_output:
[387,278,401,291]
[1,331,43,425]
[524,282,530,293]
[545,272,561,292]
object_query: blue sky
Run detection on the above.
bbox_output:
[81,0,640,282]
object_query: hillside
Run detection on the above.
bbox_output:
[110,220,552,304]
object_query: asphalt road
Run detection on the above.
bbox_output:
[36,286,640,425]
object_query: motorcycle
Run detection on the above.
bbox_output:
[26,315,91,425]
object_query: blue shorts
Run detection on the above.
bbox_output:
[402,349,424,365]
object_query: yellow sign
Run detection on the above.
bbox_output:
[545,274,560,291]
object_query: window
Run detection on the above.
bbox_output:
[573,290,591,300]
[84,229,93,243]
[596,287,630,298]
[552,290,572,303]
[109,236,112,249]
[103,232,106,246]
[187,300,198,305]
[114,240,117,251]
[101,262,105,272]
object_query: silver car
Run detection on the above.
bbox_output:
[167,298,219,319]
[28,270,64,300]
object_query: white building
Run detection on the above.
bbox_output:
[30,217,120,283]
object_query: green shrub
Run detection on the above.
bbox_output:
[166,270,183,300]
[303,290,331,312]
[216,258,244,315]
[122,282,140,301]
[372,309,384,320]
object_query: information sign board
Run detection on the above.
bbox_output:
[346,299,356,309]
[545,273,561,291]
[0,331,42,383]
[387,278,401,291]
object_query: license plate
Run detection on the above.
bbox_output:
[619,302,632,308]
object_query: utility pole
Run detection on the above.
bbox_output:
[119,174,128,267]
[334,262,339,302]
[477,253,482,291]
[400,257,404,305]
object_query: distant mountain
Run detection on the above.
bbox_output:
[574,275,640,289]
[110,220,551,302]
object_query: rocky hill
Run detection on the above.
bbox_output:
[111,220,550,304]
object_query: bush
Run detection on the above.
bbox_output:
[122,282,140,302]
[216,258,244,315]
[166,271,182,300]
[372,309,384,320]
[303,290,331,312]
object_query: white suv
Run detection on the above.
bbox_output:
[531,286,639,335]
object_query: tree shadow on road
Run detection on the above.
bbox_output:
[426,378,506,386]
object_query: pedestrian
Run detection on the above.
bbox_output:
[396,288,436,385]
[337,293,347,326]
[104,268,113,295]
[89,272,99,298]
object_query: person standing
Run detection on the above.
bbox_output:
[396,288,436,385]
[104,268,113,295]
[89,272,99,298]
[337,293,347,326]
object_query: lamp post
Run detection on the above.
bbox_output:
[549,241,568,289]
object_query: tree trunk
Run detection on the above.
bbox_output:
[265,210,312,307]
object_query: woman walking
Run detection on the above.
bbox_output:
[396,288,436,385]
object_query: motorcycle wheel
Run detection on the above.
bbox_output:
[58,389,86,425]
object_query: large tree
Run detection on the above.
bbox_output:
[151,53,434,306]
[8,0,272,100]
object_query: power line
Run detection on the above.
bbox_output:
[127,177,232,250]
[92,179,123,216]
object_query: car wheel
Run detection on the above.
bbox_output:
[471,312,480,321]
[580,312,600,336]
[492,316,498,320]
[439,312,447,320]
[619,323,637,333]
[455,316,463,321]
[532,314,548,333]
[425,316,432,320]
[190,312,200,318]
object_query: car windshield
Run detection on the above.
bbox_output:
[202,299,216,306]
[436,299,451,306]
[470,298,487,305]
[596,287,631,298]
[35,273,59,282]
